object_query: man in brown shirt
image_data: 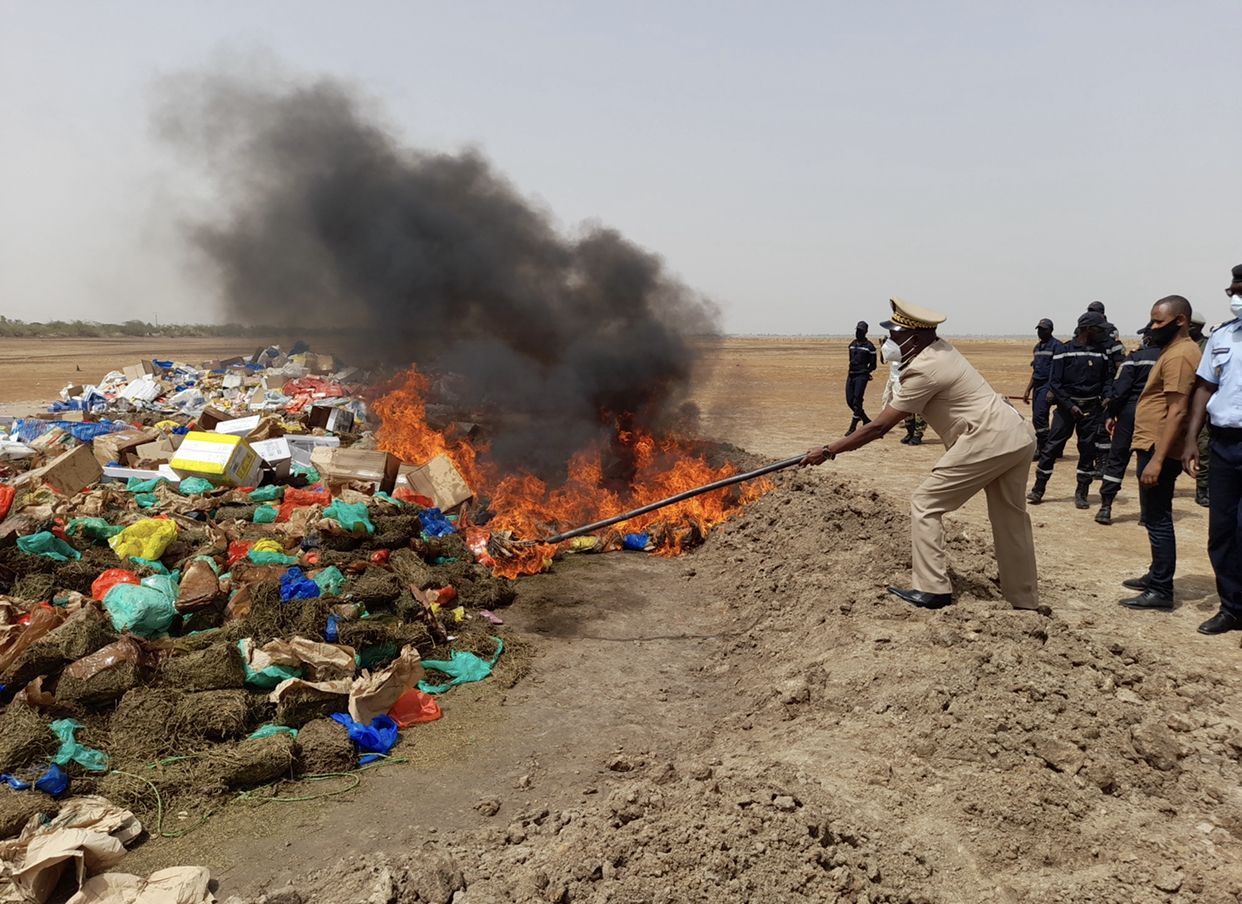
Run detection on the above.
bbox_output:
[1119,295,1202,610]
[802,297,1040,611]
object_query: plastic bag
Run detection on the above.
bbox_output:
[418,638,504,695]
[253,505,278,524]
[387,687,442,728]
[0,604,61,672]
[178,476,216,496]
[313,566,346,597]
[248,724,298,740]
[128,556,169,574]
[248,485,283,503]
[253,538,285,554]
[323,501,375,535]
[141,573,180,598]
[251,550,299,566]
[418,507,456,538]
[34,764,69,798]
[91,569,140,601]
[108,518,178,561]
[0,485,15,521]
[239,639,304,689]
[622,533,651,551]
[67,517,124,540]
[330,712,399,755]
[2,773,32,790]
[280,566,321,602]
[16,531,82,561]
[49,718,109,772]
[126,476,169,493]
[102,582,177,637]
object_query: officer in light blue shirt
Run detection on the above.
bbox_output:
[1183,263,1242,636]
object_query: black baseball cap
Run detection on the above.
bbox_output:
[1137,321,1152,335]
[1087,301,1106,314]
[1077,312,1106,329]
[1036,318,1053,330]
[856,321,868,331]
[1232,264,1242,281]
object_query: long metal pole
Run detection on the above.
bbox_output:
[541,455,806,544]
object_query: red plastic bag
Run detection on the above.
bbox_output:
[369,550,390,566]
[435,586,457,605]
[277,486,330,523]
[227,540,255,569]
[387,688,442,728]
[0,485,17,522]
[393,488,434,508]
[91,569,140,601]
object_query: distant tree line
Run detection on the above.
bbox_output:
[0,318,350,339]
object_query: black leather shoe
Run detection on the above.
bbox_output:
[1121,575,1150,591]
[908,436,922,446]
[1198,611,1242,635]
[899,435,911,445]
[1119,590,1174,610]
[1095,504,1112,525]
[887,587,953,609]
[1074,485,1090,509]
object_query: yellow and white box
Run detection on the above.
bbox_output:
[170,431,262,487]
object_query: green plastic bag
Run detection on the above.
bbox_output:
[372,492,404,507]
[16,532,81,562]
[248,724,298,740]
[249,550,299,566]
[419,638,504,695]
[253,505,278,524]
[49,719,109,772]
[291,462,319,484]
[134,493,160,509]
[128,556,169,574]
[178,476,216,496]
[102,582,177,637]
[238,640,303,689]
[66,518,123,540]
[248,485,283,503]
[323,501,375,535]
[313,565,346,597]
[126,476,169,494]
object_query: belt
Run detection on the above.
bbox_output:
[1069,396,1101,405]
[1210,426,1242,441]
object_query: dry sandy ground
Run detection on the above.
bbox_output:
[3,337,1240,904]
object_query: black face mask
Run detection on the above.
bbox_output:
[856,330,866,340]
[1146,320,1181,348]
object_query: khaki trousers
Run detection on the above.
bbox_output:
[909,438,1040,609]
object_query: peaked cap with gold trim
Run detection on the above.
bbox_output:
[879,296,946,331]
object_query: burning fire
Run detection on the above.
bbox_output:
[372,368,771,578]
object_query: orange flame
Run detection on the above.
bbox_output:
[373,368,770,578]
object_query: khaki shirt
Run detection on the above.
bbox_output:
[1131,336,1201,458]
[890,339,1034,460]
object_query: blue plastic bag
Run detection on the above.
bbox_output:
[1,773,32,790]
[419,508,456,538]
[16,532,81,562]
[419,638,505,695]
[280,567,321,602]
[34,764,70,798]
[622,533,651,551]
[330,713,399,756]
[102,582,177,637]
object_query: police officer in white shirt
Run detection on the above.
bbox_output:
[1183,264,1242,635]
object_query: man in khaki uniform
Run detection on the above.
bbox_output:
[802,297,1040,610]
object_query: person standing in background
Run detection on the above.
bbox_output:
[1023,318,1063,455]
[845,320,877,436]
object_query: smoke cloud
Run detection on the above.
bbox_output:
[154,62,720,476]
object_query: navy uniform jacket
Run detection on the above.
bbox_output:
[1049,338,1114,404]
[1106,346,1160,418]
[847,338,877,375]
[1030,338,1064,385]
[1101,321,1127,373]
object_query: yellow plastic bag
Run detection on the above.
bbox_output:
[108,518,179,561]
[252,538,284,554]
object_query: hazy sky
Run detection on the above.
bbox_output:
[1,1,1239,336]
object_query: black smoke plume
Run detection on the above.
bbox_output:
[154,64,719,477]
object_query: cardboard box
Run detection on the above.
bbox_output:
[92,429,157,467]
[197,407,232,431]
[395,455,473,511]
[171,432,262,487]
[129,433,182,466]
[285,434,340,467]
[21,444,102,496]
[308,405,355,434]
[264,373,291,391]
[213,415,262,437]
[122,361,155,382]
[250,437,292,480]
[308,354,338,375]
[310,447,399,494]
[102,464,180,486]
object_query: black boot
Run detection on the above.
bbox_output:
[908,435,922,446]
[1196,486,1209,507]
[1027,479,1047,504]
[846,418,859,436]
[1095,497,1114,525]
[1075,479,1091,510]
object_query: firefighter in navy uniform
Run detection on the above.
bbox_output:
[1095,324,1161,524]
[1028,311,1115,507]
[1022,318,1062,455]
[1088,301,1127,477]
[845,320,877,435]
